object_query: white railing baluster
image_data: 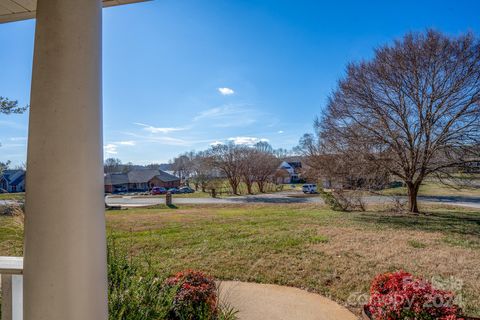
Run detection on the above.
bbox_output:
[0,257,24,320]
[1,274,13,320]
[11,275,22,320]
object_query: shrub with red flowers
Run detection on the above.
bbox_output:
[162,270,218,320]
[365,271,463,320]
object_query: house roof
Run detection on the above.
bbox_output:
[9,174,25,186]
[104,173,128,185]
[151,171,180,183]
[0,0,150,24]
[287,161,302,169]
[1,170,25,184]
[105,169,180,185]
[127,169,159,184]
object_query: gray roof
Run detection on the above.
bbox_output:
[104,173,128,185]
[151,170,180,183]
[105,169,180,185]
[127,169,159,183]
[1,170,25,185]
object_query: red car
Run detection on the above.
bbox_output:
[150,187,167,195]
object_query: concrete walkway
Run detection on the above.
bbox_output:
[219,281,357,320]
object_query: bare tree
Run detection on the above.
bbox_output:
[208,143,244,195]
[0,160,11,178]
[251,142,280,192]
[238,147,256,194]
[171,152,195,182]
[104,158,122,173]
[190,151,216,192]
[315,30,480,213]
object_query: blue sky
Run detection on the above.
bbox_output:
[1,0,479,166]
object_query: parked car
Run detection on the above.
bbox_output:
[178,186,195,194]
[114,186,128,193]
[167,187,180,194]
[150,187,167,195]
[302,184,318,194]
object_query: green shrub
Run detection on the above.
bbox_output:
[107,237,237,320]
[108,238,169,320]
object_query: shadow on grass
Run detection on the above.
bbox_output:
[145,204,179,210]
[354,210,480,236]
[228,197,311,204]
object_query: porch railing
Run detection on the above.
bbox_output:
[0,257,23,320]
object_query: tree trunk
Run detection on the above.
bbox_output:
[244,179,253,194]
[230,180,238,195]
[406,182,420,213]
[257,181,265,193]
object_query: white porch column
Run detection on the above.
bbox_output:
[24,0,107,319]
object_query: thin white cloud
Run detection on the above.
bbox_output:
[121,131,191,146]
[104,144,118,155]
[117,140,136,146]
[277,130,284,134]
[9,137,27,141]
[228,136,269,146]
[218,87,234,95]
[193,105,257,127]
[134,122,185,134]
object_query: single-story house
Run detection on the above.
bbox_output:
[104,169,180,193]
[104,172,129,193]
[0,169,26,193]
[148,170,181,189]
[127,169,159,191]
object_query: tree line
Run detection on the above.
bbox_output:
[171,141,283,194]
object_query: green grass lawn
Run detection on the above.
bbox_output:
[0,192,25,201]
[1,203,479,317]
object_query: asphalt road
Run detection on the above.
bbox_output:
[2,192,478,209]
[105,191,480,209]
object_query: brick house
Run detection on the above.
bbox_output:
[104,169,180,193]
[148,171,181,189]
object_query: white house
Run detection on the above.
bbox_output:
[276,161,302,184]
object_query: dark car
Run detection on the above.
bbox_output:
[150,187,167,195]
[114,186,128,194]
[167,187,180,194]
[178,186,195,194]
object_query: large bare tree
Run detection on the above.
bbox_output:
[316,30,480,213]
[251,142,280,192]
[208,143,245,194]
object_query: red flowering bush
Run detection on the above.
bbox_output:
[162,270,218,320]
[365,271,463,320]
